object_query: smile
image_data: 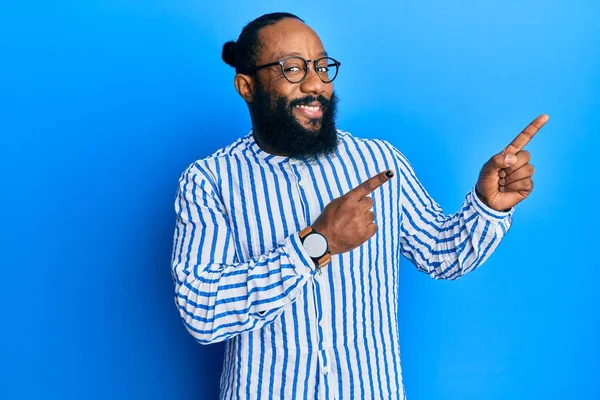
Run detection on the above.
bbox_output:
[294,103,324,119]
[295,105,321,112]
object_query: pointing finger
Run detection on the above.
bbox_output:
[504,114,549,154]
[347,170,394,200]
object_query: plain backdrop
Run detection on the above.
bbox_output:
[1,1,599,399]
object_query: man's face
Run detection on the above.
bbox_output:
[247,18,339,161]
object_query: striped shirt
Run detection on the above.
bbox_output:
[171,130,513,400]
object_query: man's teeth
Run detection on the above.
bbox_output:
[295,105,320,111]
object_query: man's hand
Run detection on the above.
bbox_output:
[312,170,394,255]
[476,114,549,211]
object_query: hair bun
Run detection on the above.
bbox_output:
[222,41,236,67]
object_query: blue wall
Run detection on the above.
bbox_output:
[1,1,598,399]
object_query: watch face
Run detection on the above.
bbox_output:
[303,233,328,258]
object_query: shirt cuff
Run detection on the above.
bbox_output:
[469,187,514,223]
[283,230,317,277]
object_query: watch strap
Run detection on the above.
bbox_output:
[299,226,314,240]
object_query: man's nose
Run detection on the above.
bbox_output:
[299,63,327,95]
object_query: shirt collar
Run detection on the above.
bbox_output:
[245,129,340,165]
[246,130,291,164]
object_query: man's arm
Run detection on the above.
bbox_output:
[393,149,513,280]
[171,162,315,345]
[394,114,547,279]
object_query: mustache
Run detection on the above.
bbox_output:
[289,95,330,109]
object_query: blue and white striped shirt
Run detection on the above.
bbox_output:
[171,130,513,400]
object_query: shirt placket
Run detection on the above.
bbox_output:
[290,160,334,399]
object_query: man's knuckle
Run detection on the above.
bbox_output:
[524,180,533,191]
[521,129,534,139]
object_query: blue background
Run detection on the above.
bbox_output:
[1,1,598,399]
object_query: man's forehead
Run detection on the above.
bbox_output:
[267,49,329,61]
[258,19,325,60]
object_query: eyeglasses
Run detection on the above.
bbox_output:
[247,56,341,84]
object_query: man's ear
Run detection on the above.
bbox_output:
[234,74,255,103]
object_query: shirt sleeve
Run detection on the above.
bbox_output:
[170,162,315,345]
[394,150,513,280]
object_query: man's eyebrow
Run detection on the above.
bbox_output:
[269,50,329,60]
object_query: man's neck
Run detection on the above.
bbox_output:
[252,129,288,157]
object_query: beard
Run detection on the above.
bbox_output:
[249,82,339,162]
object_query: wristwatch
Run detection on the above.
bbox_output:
[299,226,332,271]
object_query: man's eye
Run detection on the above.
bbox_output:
[317,66,329,73]
[285,66,302,72]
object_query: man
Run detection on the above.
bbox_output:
[170,12,547,400]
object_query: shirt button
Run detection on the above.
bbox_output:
[298,181,304,188]
[322,366,329,375]
[319,320,325,327]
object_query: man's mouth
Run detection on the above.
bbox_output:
[294,102,324,119]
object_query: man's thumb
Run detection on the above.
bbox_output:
[502,153,517,166]
[484,152,517,174]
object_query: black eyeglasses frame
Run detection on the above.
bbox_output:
[244,56,342,84]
